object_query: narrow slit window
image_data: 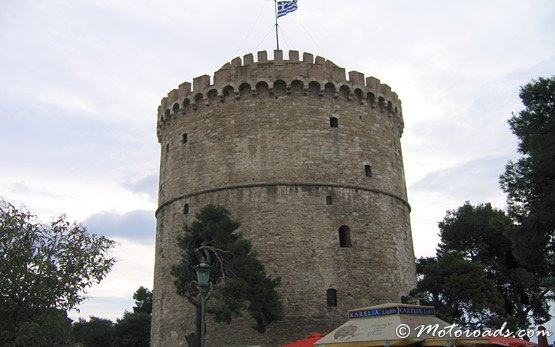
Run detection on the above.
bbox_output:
[183,203,189,215]
[327,288,337,307]
[166,143,170,153]
[330,117,338,128]
[338,225,352,248]
[365,164,372,178]
[325,195,332,205]
[182,133,188,144]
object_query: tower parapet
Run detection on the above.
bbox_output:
[157,50,403,140]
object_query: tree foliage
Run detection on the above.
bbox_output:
[500,76,555,275]
[132,286,153,314]
[0,199,116,344]
[112,311,151,347]
[414,253,504,327]
[12,309,72,347]
[71,287,152,347]
[171,205,283,347]
[413,202,550,330]
[111,286,152,346]
[72,316,115,347]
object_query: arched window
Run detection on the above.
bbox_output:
[327,288,337,307]
[339,85,350,100]
[367,92,375,108]
[324,83,335,97]
[325,195,332,205]
[378,97,385,112]
[239,83,252,97]
[255,81,269,96]
[222,86,234,99]
[354,88,363,104]
[207,89,218,102]
[330,117,338,128]
[308,81,320,97]
[290,80,304,94]
[338,225,351,248]
[273,80,286,96]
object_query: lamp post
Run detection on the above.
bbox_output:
[194,256,211,347]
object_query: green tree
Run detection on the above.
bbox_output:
[413,253,504,328]
[413,202,550,330]
[13,309,72,347]
[133,286,153,314]
[111,287,152,346]
[500,76,555,275]
[171,205,283,347]
[71,316,114,347]
[439,202,549,329]
[113,311,151,347]
[0,199,116,345]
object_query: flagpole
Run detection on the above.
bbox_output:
[274,0,280,50]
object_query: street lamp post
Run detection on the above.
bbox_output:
[194,256,211,347]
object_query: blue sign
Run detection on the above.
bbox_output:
[348,306,435,319]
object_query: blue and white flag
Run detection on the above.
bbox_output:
[277,0,298,18]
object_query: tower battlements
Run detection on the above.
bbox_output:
[157,50,403,141]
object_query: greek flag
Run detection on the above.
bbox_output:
[277,0,298,18]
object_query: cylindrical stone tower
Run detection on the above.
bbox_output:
[152,50,416,347]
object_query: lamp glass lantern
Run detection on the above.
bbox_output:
[194,257,212,289]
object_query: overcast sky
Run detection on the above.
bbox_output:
[1,0,554,332]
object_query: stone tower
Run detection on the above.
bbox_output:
[152,50,416,346]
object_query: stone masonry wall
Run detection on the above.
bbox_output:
[151,50,417,347]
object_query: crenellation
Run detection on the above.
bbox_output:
[257,50,268,62]
[289,50,299,62]
[381,84,392,96]
[193,74,210,91]
[214,63,232,87]
[331,66,346,82]
[231,56,242,67]
[274,49,284,63]
[392,92,399,104]
[243,53,254,65]
[303,52,313,63]
[365,76,381,91]
[314,55,325,65]
[348,71,365,86]
[167,89,179,105]
[178,82,191,98]
[325,59,338,68]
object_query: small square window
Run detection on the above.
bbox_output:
[330,117,338,128]
[365,165,372,178]
[338,225,352,248]
[327,288,337,307]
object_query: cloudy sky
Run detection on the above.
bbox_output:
[1,0,554,329]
